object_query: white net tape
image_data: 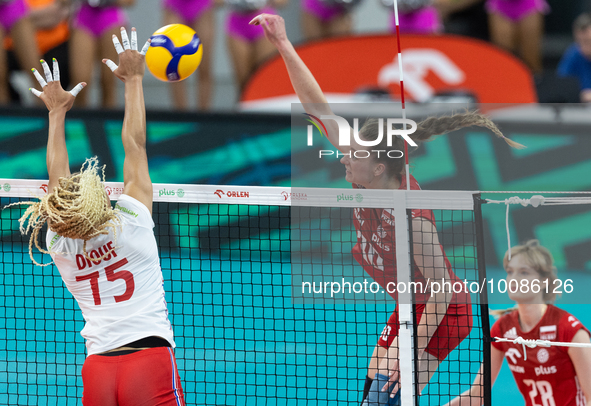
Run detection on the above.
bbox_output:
[494,336,591,361]
[485,195,591,260]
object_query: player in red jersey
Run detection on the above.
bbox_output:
[251,13,523,405]
[447,240,591,406]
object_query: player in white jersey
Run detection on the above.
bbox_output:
[15,28,185,405]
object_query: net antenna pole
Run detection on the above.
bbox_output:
[391,1,415,406]
[394,196,415,406]
[391,0,411,192]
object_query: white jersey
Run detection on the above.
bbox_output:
[47,194,175,356]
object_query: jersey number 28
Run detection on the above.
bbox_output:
[523,379,556,406]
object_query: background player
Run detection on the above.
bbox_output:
[16,28,185,405]
[161,0,215,109]
[0,0,40,104]
[225,0,287,92]
[251,13,523,405]
[447,240,591,406]
[70,0,135,108]
[300,0,358,40]
[486,0,548,73]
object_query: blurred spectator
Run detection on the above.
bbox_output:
[301,0,360,40]
[225,0,287,92]
[162,0,215,110]
[70,0,135,108]
[5,0,71,103]
[436,0,488,40]
[381,0,441,34]
[485,0,549,73]
[557,13,591,103]
[0,0,41,104]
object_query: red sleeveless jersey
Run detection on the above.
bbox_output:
[491,305,589,406]
[350,175,468,304]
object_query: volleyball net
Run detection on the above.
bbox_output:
[0,180,491,406]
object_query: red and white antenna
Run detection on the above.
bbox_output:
[391,0,411,191]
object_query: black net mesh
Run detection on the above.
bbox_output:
[0,196,489,406]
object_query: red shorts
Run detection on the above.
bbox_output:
[81,347,185,406]
[378,303,473,361]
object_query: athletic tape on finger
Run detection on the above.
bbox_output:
[112,36,124,54]
[104,59,118,72]
[52,59,60,83]
[32,69,47,88]
[29,88,42,98]
[121,28,131,50]
[41,60,53,83]
[70,83,85,97]
[131,29,138,51]
[140,40,150,56]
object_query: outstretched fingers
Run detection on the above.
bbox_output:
[52,58,60,83]
[29,88,42,98]
[31,67,47,90]
[131,27,138,51]
[112,33,124,55]
[102,58,118,72]
[140,38,151,56]
[29,58,86,99]
[30,59,53,97]
[120,27,131,50]
[69,82,87,97]
[41,59,53,83]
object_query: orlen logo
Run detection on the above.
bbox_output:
[214,189,249,198]
[40,184,48,193]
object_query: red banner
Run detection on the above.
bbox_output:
[241,34,537,107]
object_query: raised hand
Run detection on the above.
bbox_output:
[30,59,85,112]
[249,13,288,48]
[102,27,150,82]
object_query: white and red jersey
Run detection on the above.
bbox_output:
[351,175,469,304]
[491,305,590,406]
[46,194,175,356]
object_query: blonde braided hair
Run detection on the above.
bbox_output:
[9,157,120,266]
[358,110,525,179]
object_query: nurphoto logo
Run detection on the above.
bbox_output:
[304,114,418,159]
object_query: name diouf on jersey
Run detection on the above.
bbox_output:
[76,241,118,270]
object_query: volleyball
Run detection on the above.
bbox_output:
[145,24,203,82]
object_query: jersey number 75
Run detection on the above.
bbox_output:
[75,258,135,306]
